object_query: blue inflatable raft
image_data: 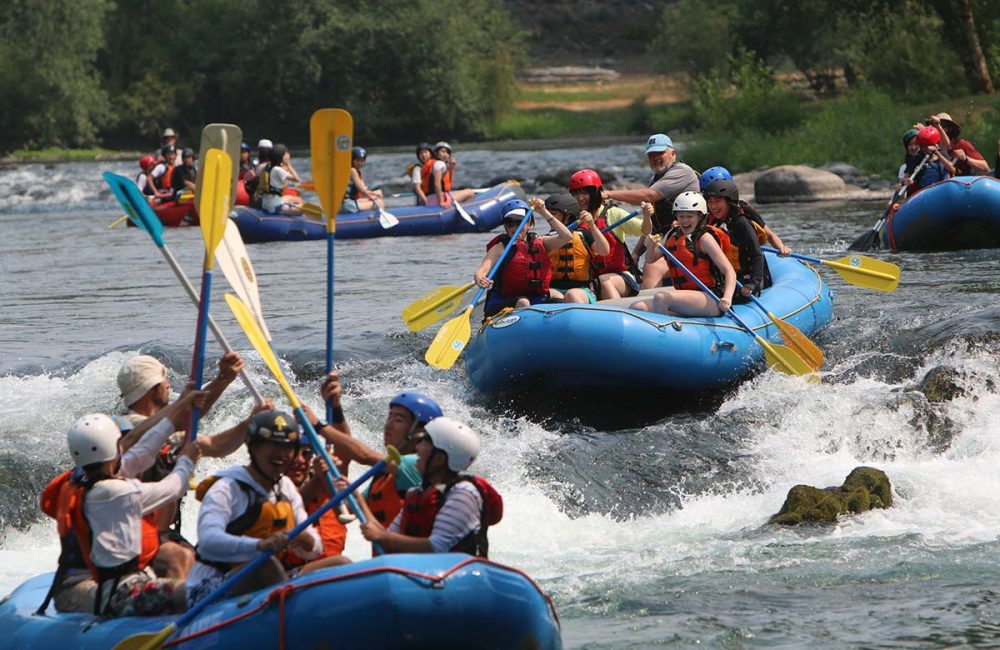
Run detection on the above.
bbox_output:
[464,253,833,394]
[880,175,1000,251]
[0,554,561,649]
[233,181,524,243]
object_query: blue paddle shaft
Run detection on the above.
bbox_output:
[170,459,387,633]
[656,242,758,335]
[295,409,367,524]
[760,247,821,265]
[470,210,534,308]
[566,209,638,233]
[188,269,214,439]
[325,232,334,423]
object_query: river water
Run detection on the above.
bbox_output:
[1,148,999,648]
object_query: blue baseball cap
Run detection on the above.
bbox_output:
[644,133,674,154]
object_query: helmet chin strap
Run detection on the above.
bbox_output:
[248,448,285,488]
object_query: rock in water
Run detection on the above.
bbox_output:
[768,467,892,525]
[754,165,847,203]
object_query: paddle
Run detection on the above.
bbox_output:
[762,247,900,292]
[226,293,374,538]
[848,149,933,251]
[112,448,400,650]
[654,240,817,379]
[402,210,640,333]
[102,173,264,404]
[187,149,232,440]
[196,124,241,210]
[107,191,195,229]
[452,196,475,225]
[735,280,824,371]
[425,209,534,370]
[310,109,353,428]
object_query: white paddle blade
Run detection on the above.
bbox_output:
[378,208,399,229]
[454,199,475,225]
[217,219,272,341]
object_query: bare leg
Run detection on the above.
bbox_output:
[598,273,629,300]
[630,299,651,311]
[658,290,723,317]
[640,258,669,289]
[229,556,288,597]
[299,555,353,575]
[514,297,531,308]
[152,540,195,580]
[564,288,589,303]
[451,188,477,203]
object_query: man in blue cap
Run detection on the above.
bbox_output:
[604,133,699,288]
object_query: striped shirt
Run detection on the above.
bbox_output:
[390,481,483,553]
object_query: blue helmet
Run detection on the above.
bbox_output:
[389,391,443,427]
[501,198,530,220]
[352,146,367,160]
[240,141,250,151]
[699,166,733,190]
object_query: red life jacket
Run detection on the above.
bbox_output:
[590,216,627,274]
[486,233,551,298]
[367,471,404,526]
[664,224,730,290]
[41,470,160,583]
[399,476,503,558]
[420,159,453,195]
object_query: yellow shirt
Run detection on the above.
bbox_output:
[600,205,643,242]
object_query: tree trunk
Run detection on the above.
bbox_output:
[958,0,995,94]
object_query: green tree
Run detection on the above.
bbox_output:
[0,0,111,151]
[649,0,738,81]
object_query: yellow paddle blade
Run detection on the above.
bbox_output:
[826,255,900,292]
[300,180,316,192]
[176,191,194,204]
[108,214,129,229]
[768,312,824,371]
[758,337,820,381]
[384,445,403,466]
[111,622,176,650]
[197,123,241,211]
[425,305,473,370]
[198,149,232,269]
[402,283,475,332]
[301,202,325,218]
[309,108,353,234]
[225,293,301,408]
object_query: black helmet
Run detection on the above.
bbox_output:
[702,179,739,202]
[247,410,301,446]
[352,146,367,160]
[544,193,581,219]
[161,144,176,156]
[416,142,432,158]
[269,144,288,166]
[181,148,195,159]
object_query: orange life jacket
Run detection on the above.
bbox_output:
[547,231,593,288]
[156,165,175,191]
[367,471,405,526]
[41,470,160,583]
[708,207,767,273]
[399,476,503,558]
[420,159,452,195]
[486,232,551,298]
[664,224,730,290]
[194,476,296,571]
[286,484,347,566]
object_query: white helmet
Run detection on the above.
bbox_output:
[673,191,707,215]
[67,414,121,468]
[424,416,480,472]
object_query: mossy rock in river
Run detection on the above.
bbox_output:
[768,467,892,526]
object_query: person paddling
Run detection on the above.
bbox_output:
[187,410,323,606]
[544,192,610,304]
[474,198,573,318]
[359,417,502,558]
[902,126,955,195]
[702,179,771,299]
[568,169,644,300]
[343,146,387,213]
[631,191,736,316]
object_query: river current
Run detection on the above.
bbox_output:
[1,147,998,648]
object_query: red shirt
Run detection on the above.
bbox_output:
[949,139,984,175]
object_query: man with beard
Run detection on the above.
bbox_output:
[603,133,699,288]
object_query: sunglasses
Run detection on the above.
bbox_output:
[255,427,302,444]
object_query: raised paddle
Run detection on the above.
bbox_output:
[196,124,241,210]
[848,149,934,251]
[654,239,817,379]
[425,209,534,370]
[187,149,232,439]
[735,279,824,371]
[402,210,640,333]
[112,449,400,650]
[310,108,353,427]
[226,293,374,539]
[762,247,900,292]
[102,172,264,404]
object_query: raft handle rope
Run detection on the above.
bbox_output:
[162,557,559,649]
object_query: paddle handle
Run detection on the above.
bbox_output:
[173,459,387,631]
[158,247,264,404]
[187,270,214,439]
[656,243,758,336]
[325,233,335,423]
[471,210,534,308]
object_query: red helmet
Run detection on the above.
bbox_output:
[568,169,603,191]
[139,155,155,170]
[915,126,940,147]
